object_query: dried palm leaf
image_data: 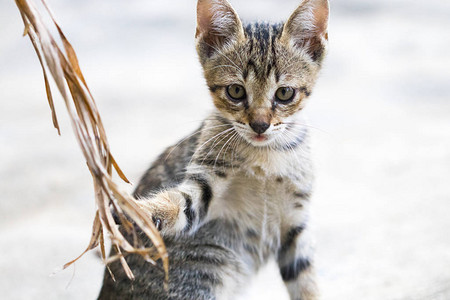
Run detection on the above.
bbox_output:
[14,0,168,283]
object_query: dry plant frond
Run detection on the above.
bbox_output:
[14,0,168,284]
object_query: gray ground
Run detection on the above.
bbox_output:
[1,0,449,299]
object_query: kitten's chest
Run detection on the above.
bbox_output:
[208,172,295,229]
[206,173,299,265]
[241,148,301,177]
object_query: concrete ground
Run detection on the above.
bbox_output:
[1,0,449,299]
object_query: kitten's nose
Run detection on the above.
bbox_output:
[249,121,270,134]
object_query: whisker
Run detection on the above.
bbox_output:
[214,131,238,169]
[229,132,244,175]
[276,131,303,166]
[200,128,236,167]
[188,127,235,165]
[282,128,311,159]
[283,121,329,134]
[165,124,233,160]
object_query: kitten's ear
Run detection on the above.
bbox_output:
[281,0,329,61]
[196,0,245,57]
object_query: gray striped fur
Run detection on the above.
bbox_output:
[99,0,328,299]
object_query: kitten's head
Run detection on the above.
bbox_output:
[196,0,329,147]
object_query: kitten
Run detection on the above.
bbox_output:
[98,0,329,299]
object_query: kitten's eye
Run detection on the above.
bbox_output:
[226,84,246,101]
[275,87,295,102]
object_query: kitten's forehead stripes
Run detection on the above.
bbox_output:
[243,22,283,83]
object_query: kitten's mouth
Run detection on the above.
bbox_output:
[252,134,267,142]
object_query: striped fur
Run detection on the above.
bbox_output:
[99,0,328,299]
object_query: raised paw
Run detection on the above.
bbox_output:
[136,191,183,236]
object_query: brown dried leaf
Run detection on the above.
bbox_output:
[63,211,102,270]
[110,154,130,183]
[14,0,168,284]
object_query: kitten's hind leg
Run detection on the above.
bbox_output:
[98,231,247,300]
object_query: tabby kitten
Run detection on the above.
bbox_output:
[98,0,329,299]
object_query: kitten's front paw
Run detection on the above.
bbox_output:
[137,191,182,235]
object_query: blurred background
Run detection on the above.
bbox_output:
[1,0,449,299]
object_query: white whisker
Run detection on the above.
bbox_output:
[189,127,235,165]
[165,124,233,160]
[200,128,236,168]
[215,131,238,170]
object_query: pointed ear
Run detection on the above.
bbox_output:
[196,0,245,57]
[281,0,329,61]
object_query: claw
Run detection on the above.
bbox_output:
[152,216,162,231]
